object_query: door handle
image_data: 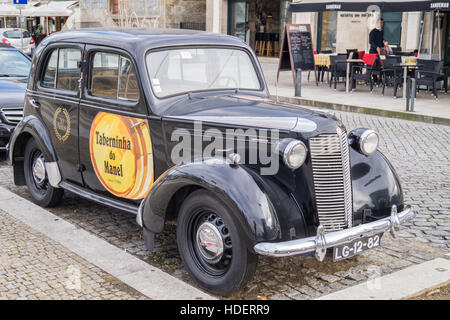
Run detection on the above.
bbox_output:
[130,120,145,129]
[29,99,41,109]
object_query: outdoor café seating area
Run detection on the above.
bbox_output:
[311,50,449,101]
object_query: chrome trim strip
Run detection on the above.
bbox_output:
[337,127,353,228]
[166,116,317,133]
[44,162,62,188]
[254,205,415,260]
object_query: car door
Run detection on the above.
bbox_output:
[78,45,154,202]
[32,43,84,185]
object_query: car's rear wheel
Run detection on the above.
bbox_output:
[176,189,258,296]
[24,138,63,207]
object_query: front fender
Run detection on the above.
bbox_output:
[9,114,57,165]
[350,148,404,224]
[141,158,281,245]
[8,115,58,186]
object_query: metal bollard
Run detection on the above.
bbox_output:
[410,77,416,112]
[406,78,411,111]
[295,68,302,97]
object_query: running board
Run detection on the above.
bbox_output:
[59,181,139,215]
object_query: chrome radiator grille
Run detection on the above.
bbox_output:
[1,107,23,125]
[309,128,353,232]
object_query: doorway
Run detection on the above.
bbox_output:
[382,12,402,47]
[228,0,247,42]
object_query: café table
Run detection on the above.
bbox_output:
[314,53,332,82]
[346,59,364,93]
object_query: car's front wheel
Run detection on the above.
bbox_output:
[24,138,64,207]
[176,189,258,296]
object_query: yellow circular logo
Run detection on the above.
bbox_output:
[53,107,71,142]
[89,112,154,200]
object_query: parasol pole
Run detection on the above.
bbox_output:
[437,11,441,60]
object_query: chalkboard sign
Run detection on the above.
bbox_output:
[277,24,317,85]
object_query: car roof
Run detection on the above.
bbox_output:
[41,28,249,53]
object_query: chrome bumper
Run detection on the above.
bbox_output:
[254,205,415,261]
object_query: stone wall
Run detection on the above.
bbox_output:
[164,0,206,29]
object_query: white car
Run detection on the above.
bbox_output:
[0,28,35,56]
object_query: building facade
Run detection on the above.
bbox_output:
[205,1,449,63]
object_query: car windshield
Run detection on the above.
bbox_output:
[3,30,30,38]
[0,50,31,77]
[146,48,262,98]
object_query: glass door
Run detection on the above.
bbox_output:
[228,0,247,42]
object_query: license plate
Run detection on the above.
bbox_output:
[333,234,382,261]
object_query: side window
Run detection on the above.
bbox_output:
[119,57,140,101]
[42,49,58,88]
[57,48,82,91]
[41,47,82,91]
[90,51,140,101]
[91,52,119,99]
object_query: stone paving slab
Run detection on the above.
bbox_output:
[0,209,147,300]
[317,257,450,300]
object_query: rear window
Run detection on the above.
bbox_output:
[90,51,140,101]
[3,30,30,38]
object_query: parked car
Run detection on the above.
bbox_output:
[8,29,414,296]
[0,42,31,154]
[0,28,35,56]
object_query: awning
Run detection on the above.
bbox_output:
[289,0,450,12]
[22,0,78,17]
[0,4,21,16]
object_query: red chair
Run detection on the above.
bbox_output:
[350,53,382,92]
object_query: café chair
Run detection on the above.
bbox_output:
[381,56,402,97]
[329,54,347,89]
[255,32,263,56]
[350,53,382,93]
[414,59,448,99]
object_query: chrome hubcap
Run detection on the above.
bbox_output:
[196,222,224,264]
[32,155,46,185]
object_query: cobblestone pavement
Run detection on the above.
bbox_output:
[0,209,147,300]
[0,110,448,300]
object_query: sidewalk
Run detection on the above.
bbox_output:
[259,57,450,125]
[0,186,214,300]
[0,209,147,300]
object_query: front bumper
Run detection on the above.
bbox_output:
[254,205,415,261]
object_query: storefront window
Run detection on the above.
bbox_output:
[318,12,337,53]
[229,0,247,42]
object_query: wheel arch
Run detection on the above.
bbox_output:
[140,159,282,246]
[9,115,58,186]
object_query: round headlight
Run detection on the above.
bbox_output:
[359,130,379,156]
[283,140,308,170]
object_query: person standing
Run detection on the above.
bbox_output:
[369,18,385,55]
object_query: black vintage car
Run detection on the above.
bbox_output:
[8,29,414,296]
[0,42,31,154]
